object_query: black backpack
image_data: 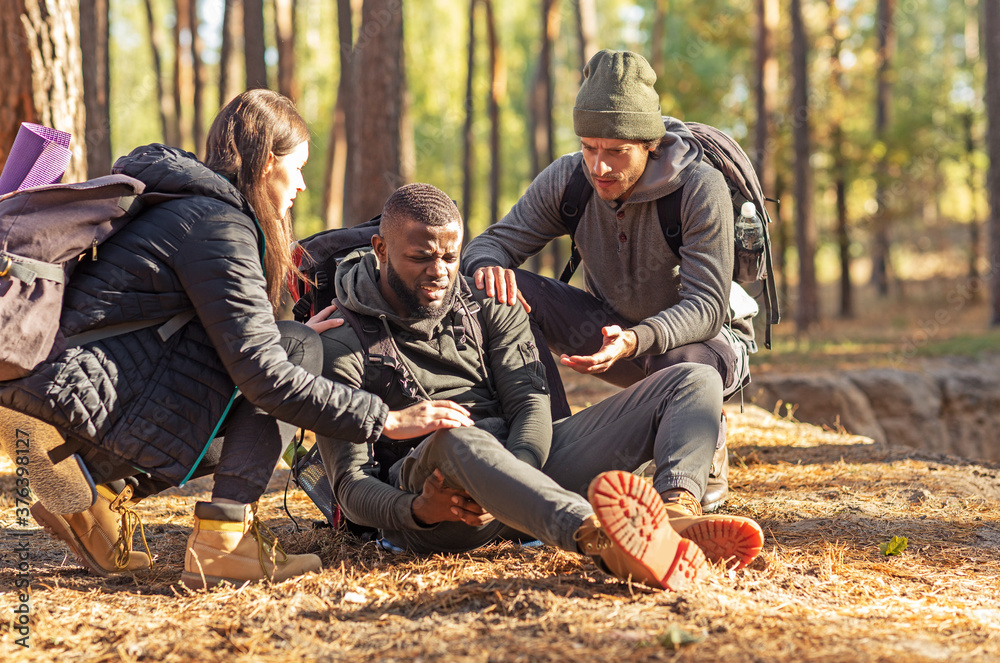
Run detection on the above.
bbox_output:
[557,122,780,348]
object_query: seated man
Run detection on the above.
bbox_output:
[316,183,763,590]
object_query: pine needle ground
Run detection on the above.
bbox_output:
[2,402,998,662]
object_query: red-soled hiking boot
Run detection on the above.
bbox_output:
[662,487,764,571]
[579,470,709,591]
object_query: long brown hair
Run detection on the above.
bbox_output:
[204,89,309,310]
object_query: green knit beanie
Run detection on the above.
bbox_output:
[573,50,666,141]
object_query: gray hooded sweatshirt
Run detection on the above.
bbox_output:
[462,117,738,357]
[318,250,552,532]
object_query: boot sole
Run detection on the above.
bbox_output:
[588,471,709,591]
[30,501,110,578]
[1,408,96,514]
[678,517,764,571]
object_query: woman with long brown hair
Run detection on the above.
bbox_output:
[1,90,452,588]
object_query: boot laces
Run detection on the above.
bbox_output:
[110,487,152,571]
[663,489,703,517]
[574,524,613,554]
[249,503,288,575]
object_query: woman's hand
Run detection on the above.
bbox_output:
[304,303,344,334]
[382,400,475,440]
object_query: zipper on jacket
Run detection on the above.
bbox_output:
[518,341,548,392]
[179,387,239,487]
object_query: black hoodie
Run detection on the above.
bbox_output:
[318,249,552,532]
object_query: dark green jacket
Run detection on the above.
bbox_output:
[318,249,551,532]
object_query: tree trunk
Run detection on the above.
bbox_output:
[965,0,981,292]
[244,0,268,90]
[190,0,206,154]
[219,0,244,108]
[985,0,1000,325]
[0,1,87,182]
[651,0,668,88]
[829,0,852,318]
[173,0,191,150]
[322,0,353,229]
[529,0,560,275]
[834,128,851,318]
[774,172,789,306]
[80,0,111,177]
[871,0,896,297]
[144,0,174,145]
[346,0,406,224]
[791,0,817,331]
[274,0,298,100]
[460,0,502,232]
[755,0,779,296]
[576,0,597,75]
[966,112,982,292]
[462,0,476,238]
[754,0,777,189]
[484,0,501,226]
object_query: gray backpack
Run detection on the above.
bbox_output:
[0,175,185,381]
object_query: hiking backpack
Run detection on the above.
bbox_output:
[0,175,193,382]
[557,122,781,348]
[290,215,382,323]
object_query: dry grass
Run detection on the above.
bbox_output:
[2,394,999,661]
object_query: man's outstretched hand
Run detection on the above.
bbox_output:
[382,401,475,440]
[560,325,638,375]
[412,468,495,527]
[473,266,531,313]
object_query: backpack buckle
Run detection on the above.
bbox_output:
[0,255,11,277]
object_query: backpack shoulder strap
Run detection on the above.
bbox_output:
[332,299,393,397]
[332,298,423,402]
[656,186,685,261]
[558,158,593,283]
[452,278,486,350]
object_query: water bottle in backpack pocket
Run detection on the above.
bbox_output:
[733,200,766,285]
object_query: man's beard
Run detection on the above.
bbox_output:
[385,259,457,320]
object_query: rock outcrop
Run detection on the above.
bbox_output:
[746,357,1000,462]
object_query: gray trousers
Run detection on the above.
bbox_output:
[382,362,722,555]
[514,269,744,419]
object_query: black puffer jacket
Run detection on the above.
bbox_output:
[0,144,388,484]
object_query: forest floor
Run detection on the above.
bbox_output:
[2,275,999,662]
[751,272,1000,374]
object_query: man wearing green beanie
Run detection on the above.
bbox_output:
[462,50,755,519]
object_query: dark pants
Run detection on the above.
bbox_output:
[382,363,723,554]
[82,320,323,503]
[515,269,744,419]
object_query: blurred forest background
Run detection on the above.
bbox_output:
[1,0,999,340]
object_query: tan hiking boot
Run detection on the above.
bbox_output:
[661,488,764,571]
[181,501,321,589]
[30,482,152,576]
[577,470,709,591]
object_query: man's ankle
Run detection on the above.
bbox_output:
[660,488,703,517]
